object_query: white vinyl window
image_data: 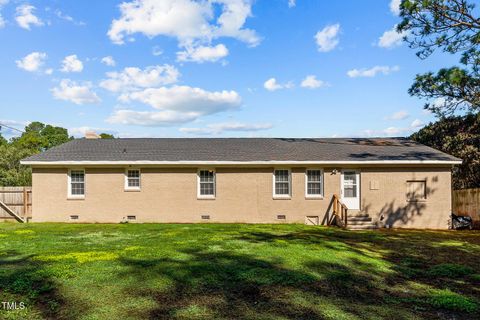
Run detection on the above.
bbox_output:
[273,169,291,198]
[125,169,141,190]
[68,169,85,198]
[198,169,215,198]
[306,169,323,198]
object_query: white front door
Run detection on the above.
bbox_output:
[341,170,360,210]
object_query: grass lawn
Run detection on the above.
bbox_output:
[0,224,479,320]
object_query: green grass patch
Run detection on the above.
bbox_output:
[0,223,479,319]
[428,263,474,278]
[428,289,478,313]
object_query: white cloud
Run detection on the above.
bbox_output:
[51,79,101,105]
[177,44,229,63]
[383,127,403,136]
[390,0,401,15]
[152,46,163,56]
[107,110,200,126]
[119,85,241,113]
[410,119,424,128]
[288,0,296,8]
[60,55,83,73]
[362,127,405,137]
[100,64,180,93]
[347,65,400,78]
[109,85,241,126]
[15,52,47,72]
[315,24,340,52]
[378,25,408,48]
[0,4,5,28]
[0,1,7,28]
[263,78,293,91]
[69,126,116,138]
[264,78,281,91]
[180,122,273,135]
[385,110,409,120]
[300,75,328,89]
[107,0,260,48]
[101,56,116,67]
[54,9,85,26]
[15,4,43,30]
[362,119,425,138]
[45,68,53,75]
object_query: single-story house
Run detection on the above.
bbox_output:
[20,137,461,229]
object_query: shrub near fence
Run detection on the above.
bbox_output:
[0,187,32,222]
[453,188,480,228]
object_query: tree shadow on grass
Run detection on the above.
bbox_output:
[232,228,480,319]
[118,244,434,320]
[119,248,322,319]
[0,250,88,320]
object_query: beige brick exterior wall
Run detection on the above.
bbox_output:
[31,166,452,229]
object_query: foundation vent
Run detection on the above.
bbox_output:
[127,215,136,221]
[201,215,210,220]
[277,214,286,220]
[70,215,79,220]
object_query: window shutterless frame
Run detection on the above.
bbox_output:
[305,168,324,198]
[125,168,141,191]
[273,169,291,199]
[197,169,216,199]
[67,169,85,199]
[406,180,427,202]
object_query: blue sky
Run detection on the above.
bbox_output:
[0,0,457,139]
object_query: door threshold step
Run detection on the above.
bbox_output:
[347,224,378,230]
[348,220,374,225]
[348,217,373,222]
[348,213,370,218]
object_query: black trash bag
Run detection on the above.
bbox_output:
[451,213,473,230]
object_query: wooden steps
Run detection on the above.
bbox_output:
[346,214,377,230]
[329,195,378,230]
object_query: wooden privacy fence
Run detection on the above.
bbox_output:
[0,187,32,222]
[453,188,480,224]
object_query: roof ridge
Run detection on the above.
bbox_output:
[20,137,460,164]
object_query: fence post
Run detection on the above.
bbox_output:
[23,187,27,219]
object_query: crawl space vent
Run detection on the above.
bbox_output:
[277,215,286,220]
[70,215,79,220]
[127,215,136,221]
[201,215,210,220]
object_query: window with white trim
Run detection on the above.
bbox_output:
[306,169,323,197]
[274,169,291,197]
[198,170,215,198]
[69,170,85,197]
[126,169,141,190]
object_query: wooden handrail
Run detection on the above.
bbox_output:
[331,194,348,228]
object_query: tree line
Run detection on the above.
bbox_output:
[0,122,113,186]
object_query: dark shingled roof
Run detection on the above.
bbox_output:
[21,138,460,163]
